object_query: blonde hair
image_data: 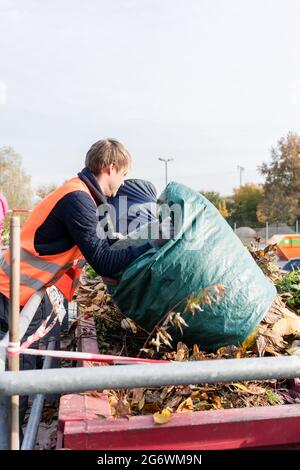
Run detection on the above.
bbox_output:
[85,139,131,175]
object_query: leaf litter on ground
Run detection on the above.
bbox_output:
[73,245,300,423]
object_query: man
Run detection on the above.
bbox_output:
[0,138,167,425]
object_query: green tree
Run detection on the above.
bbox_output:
[232,183,263,226]
[218,199,229,218]
[201,191,222,207]
[0,146,33,210]
[201,191,231,219]
[257,133,300,224]
[36,183,57,199]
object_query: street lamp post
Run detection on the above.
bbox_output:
[237,165,245,187]
[158,157,174,186]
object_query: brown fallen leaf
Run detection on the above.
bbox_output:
[138,395,145,411]
[121,318,138,334]
[90,390,104,398]
[272,313,300,338]
[175,342,189,361]
[160,386,175,401]
[287,340,300,356]
[194,401,212,411]
[263,310,282,324]
[232,382,266,395]
[175,385,194,396]
[176,397,194,413]
[211,395,222,409]
[114,397,131,417]
[108,394,118,415]
[130,388,145,406]
[216,345,243,358]
[94,291,105,304]
[191,391,209,400]
[256,334,268,357]
[162,351,177,361]
[142,403,161,413]
[165,395,183,410]
[153,408,172,425]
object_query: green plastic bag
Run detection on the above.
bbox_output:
[108,182,276,351]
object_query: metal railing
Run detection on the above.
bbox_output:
[233,221,300,242]
[21,339,56,450]
[1,356,300,397]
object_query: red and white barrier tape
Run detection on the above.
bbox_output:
[7,286,66,357]
[19,286,66,351]
[20,314,58,350]
[6,286,167,364]
[16,347,168,365]
[7,341,21,357]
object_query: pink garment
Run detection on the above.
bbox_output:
[0,193,8,255]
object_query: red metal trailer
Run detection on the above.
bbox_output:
[57,317,300,450]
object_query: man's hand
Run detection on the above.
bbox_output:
[112,232,126,239]
[102,277,119,286]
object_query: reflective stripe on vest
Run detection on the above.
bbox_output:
[0,254,75,291]
[0,255,45,290]
[20,248,73,274]
[53,262,84,301]
[77,259,86,269]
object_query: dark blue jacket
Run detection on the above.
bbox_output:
[108,178,158,233]
[34,168,152,277]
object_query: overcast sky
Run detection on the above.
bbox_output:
[1,0,300,196]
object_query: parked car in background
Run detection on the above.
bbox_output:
[278,257,300,273]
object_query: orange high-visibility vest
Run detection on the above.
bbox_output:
[54,258,86,301]
[0,177,94,306]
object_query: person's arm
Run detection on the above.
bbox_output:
[56,191,152,277]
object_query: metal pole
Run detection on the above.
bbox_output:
[296,220,299,234]
[1,356,300,396]
[0,290,45,450]
[158,157,174,187]
[266,221,269,244]
[234,222,237,233]
[237,165,245,187]
[21,339,56,450]
[8,216,20,450]
[0,350,9,449]
[165,161,168,187]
